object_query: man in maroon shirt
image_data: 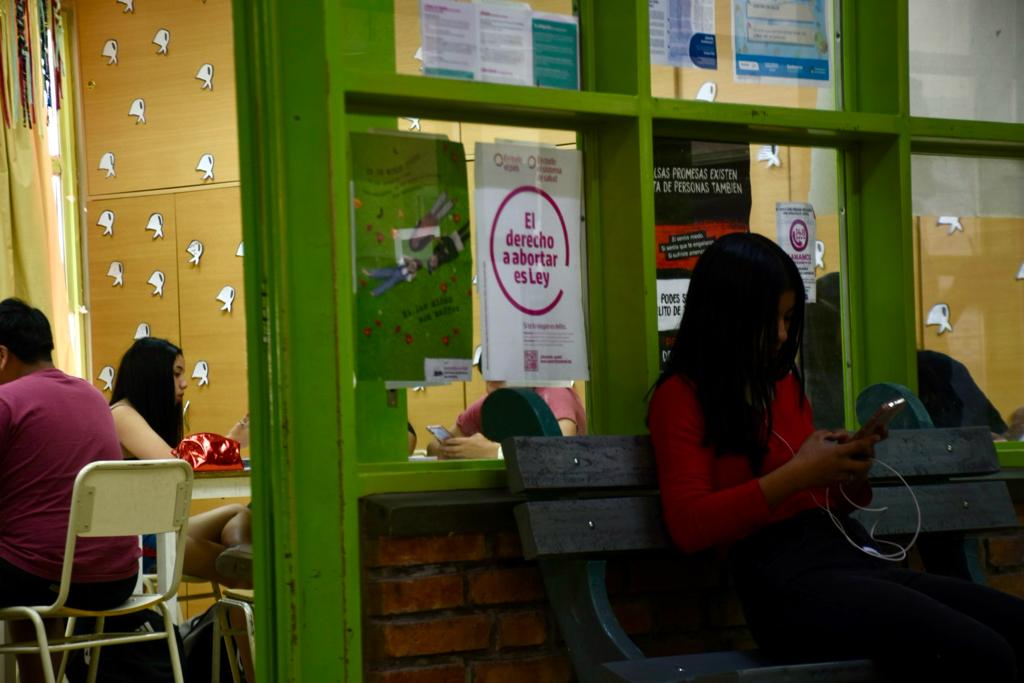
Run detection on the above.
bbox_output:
[0,298,140,682]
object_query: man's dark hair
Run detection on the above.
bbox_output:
[0,298,54,363]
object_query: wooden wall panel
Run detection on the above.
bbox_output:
[77,0,238,195]
[86,195,181,397]
[174,188,248,439]
[916,216,1024,422]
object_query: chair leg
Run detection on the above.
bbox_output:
[85,615,106,683]
[216,602,243,683]
[56,617,76,683]
[26,612,57,683]
[159,602,185,683]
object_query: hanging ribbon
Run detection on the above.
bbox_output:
[0,5,10,128]
[15,0,33,128]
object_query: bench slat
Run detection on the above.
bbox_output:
[515,497,670,559]
[505,436,656,494]
[505,427,998,495]
[519,481,1016,559]
[871,426,998,477]
[855,480,1017,536]
[600,653,876,682]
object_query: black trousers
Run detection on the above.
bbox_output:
[730,509,1024,682]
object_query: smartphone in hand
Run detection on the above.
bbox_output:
[852,398,907,441]
[426,424,453,442]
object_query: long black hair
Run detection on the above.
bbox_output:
[110,337,184,447]
[656,233,805,473]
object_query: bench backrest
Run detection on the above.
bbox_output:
[505,427,1017,560]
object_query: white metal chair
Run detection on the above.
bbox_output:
[0,459,193,683]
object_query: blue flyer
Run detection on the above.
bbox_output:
[732,0,830,84]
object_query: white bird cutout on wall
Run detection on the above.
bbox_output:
[97,210,115,236]
[116,0,133,13]
[938,216,963,235]
[102,39,118,65]
[146,213,164,239]
[757,145,782,168]
[153,29,170,55]
[128,98,146,124]
[107,261,124,287]
[216,285,236,312]
[98,366,115,392]
[695,81,716,102]
[147,271,165,297]
[925,303,953,335]
[134,322,151,340]
[196,153,215,181]
[99,152,116,178]
[187,240,204,265]
[192,360,210,387]
[815,240,825,270]
[196,64,214,90]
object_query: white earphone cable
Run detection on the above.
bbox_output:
[771,429,921,562]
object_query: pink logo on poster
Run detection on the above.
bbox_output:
[489,185,569,316]
[789,219,809,251]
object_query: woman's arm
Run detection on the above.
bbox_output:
[226,412,249,448]
[110,404,176,459]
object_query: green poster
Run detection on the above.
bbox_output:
[351,132,472,382]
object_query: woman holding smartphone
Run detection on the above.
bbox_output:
[110,337,252,587]
[648,233,1024,681]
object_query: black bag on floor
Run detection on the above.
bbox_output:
[64,608,184,682]
[182,604,236,683]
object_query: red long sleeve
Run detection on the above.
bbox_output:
[649,374,864,554]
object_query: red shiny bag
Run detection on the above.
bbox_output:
[172,433,243,472]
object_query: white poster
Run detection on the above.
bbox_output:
[776,202,817,303]
[476,143,588,382]
[649,0,717,69]
[420,0,479,80]
[478,3,533,85]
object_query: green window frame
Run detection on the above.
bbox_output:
[231,2,1024,680]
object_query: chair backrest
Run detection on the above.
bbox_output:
[481,387,562,442]
[58,460,193,608]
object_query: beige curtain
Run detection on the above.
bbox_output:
[0,2,74,372]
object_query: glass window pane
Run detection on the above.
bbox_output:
[382,119,585,457]
[909,0,1024,124]
[650,0,837,110]
[653,141,844,427]
[912,155,1024,439]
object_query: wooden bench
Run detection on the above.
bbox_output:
[502,427,1018,683]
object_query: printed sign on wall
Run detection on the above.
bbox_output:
[653,138,751,368]
[350,132,472,383]
[476,143,588,382]
[776,202,817,302]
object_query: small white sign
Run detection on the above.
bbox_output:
[776,202,817,303]
[656,278,689,332]
[424,357,473,383]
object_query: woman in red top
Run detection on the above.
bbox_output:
[649,233,1024,681]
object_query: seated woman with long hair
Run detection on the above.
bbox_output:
[110,337,251,588]
[648,233,1024,681]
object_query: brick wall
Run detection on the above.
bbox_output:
[982,503,1024,598]
[361,495,1024,682]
